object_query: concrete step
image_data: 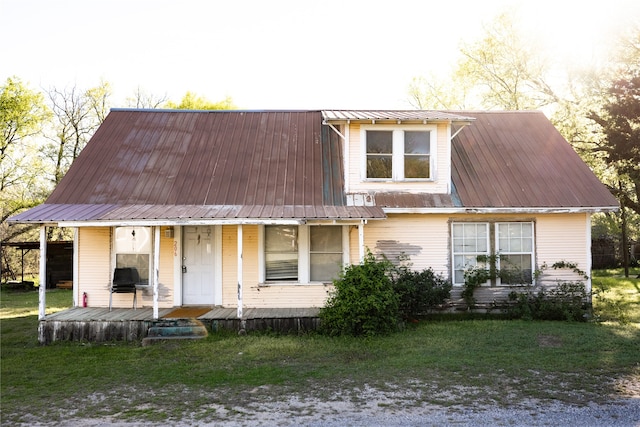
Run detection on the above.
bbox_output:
[145,318,208,341]
[141,334,207,346]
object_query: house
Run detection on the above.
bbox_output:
[9,109,618,329]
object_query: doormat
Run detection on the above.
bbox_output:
[164,307,211,319]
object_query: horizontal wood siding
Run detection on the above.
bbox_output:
[222,225,333,309]
[78,227,111,307]
[347,123,451,194]
[364,214,450,274]
[536,213,589,272]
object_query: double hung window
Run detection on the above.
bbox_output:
[264,225,344,283]
[451,222,534,286]
[364,127,434,180]
[114,226,151,285]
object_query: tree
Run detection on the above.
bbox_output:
[164,92,236,110]
[0,77,51,243]
[125,86,168,109]
[408,12,558,111]
[45,80,111,183]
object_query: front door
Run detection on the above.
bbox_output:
[182,226,215,305]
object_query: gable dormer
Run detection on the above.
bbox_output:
[322,110,474,202]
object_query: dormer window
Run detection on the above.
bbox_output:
[363,126,435,181]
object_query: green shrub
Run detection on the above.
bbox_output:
[393,267,451,319]
[506,282,589,321]
[319,252,399,337]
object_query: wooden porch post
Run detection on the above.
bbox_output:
[358,220,365,263]
[38,225,47,320]
[153,226,160,319]
[237,225,243,320]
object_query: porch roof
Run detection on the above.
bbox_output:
[8,203,385,225]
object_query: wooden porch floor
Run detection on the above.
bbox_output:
[39,307,321,344]
[44,306,320,322]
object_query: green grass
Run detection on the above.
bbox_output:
[1,274,639,425]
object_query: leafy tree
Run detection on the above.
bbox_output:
[165,92,236,110]
[408,12,558,111]
[0,77,51,243]
[588,29,640,216]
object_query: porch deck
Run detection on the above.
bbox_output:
[39,307,321,344]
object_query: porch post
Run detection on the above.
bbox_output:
[358,220,365,263]
[38,225,46,320]
[237,225,243,320]
[153,226,160,319]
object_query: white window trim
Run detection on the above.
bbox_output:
[495,222,535,286]
[451,221,536,287]
[451,222,490,286]
[361,124,437,182]
[259,225,349,285]
[112,226,153,287]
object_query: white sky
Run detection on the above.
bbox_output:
[2,0,639,110]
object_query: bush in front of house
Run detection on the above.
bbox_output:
[319,252,452,337]
[506,282,590,321]
[319,252,399,337]
[393,266,452,320]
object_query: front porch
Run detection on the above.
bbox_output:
[38,306,321,344]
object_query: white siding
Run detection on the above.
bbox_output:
[363,214,450,275]
[77,227,111,307]
[222,225,333,309]
[77,226,175,309]
[347,122,451,194]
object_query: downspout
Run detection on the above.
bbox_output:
[153,226,160,319]
[38,225,47,320]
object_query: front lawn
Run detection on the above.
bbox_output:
[1,272,638,425]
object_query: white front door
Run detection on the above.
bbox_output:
[182,226,215,305]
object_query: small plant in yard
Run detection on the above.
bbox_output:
[506,282,590,321]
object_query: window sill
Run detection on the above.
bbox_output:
[259,282,333,287]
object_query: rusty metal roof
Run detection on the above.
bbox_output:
[322,110,475,122]
[9,109,617,225]
[450,111,618,209]
[10,109,384,224]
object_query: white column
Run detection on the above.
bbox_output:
[153,226,160,319]
[237,225,243,319]
[38,225,47,320]
[73,227,79,307]
[358,220,365,263]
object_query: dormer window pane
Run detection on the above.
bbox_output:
[404,131,430,178]
[366,130,393,178]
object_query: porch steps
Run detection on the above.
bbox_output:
[142,318,208,346]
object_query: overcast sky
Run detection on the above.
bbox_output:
[2,0,639,110]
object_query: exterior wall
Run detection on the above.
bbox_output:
[77,227,112,307]
[346,122,451,194]
[221,225,333,309]
[77,226,175,309]
[362,213,450,274]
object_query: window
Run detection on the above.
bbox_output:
[263,225,344,283]
[265,226,298,281]
[497,222,534,284]
[404,131,431,178]
[366,131,393,178]
[364,127,434,180]
[310,226,343,282]
[452,223,489,285]
[451,221,535,286]
[114,226,151,285]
